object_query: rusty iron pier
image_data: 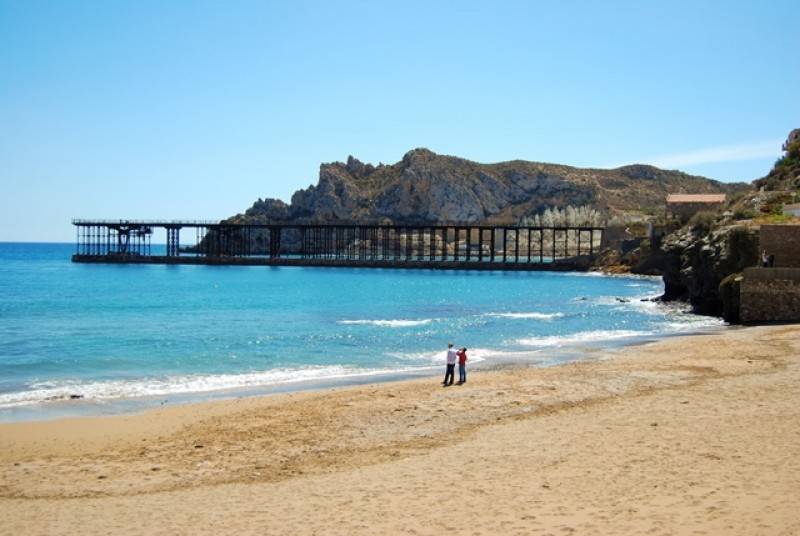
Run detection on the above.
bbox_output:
[71,219,604,271]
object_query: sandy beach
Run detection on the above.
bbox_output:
[1,325,799,535]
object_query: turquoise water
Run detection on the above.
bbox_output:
[0,242,722,419]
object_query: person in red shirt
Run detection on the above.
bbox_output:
[457,347,468,384]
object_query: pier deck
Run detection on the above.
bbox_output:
[71,220,604,271]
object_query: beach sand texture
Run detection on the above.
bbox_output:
[1,325,799,535]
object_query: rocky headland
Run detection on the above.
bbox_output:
[618,129,800,320]
[226,148,743,226]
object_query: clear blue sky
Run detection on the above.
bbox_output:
[1,0,797,241]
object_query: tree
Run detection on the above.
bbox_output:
[520,205,604,227]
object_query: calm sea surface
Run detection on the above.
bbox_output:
[0,242,723,420]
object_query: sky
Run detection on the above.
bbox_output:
[1,0,798,242]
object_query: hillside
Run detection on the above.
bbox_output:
[723,129,800,221]
[753,128,800,192]
[226,148,747,225]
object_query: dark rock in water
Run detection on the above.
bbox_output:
[616,298,630,303]
[69,394,84,400]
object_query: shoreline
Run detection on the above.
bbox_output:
[0,317,725,423]
[1,324,799,534]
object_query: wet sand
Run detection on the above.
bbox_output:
[1,325,799,535]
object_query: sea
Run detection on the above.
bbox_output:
[0,242,725,421]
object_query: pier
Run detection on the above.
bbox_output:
[71,220,604,271]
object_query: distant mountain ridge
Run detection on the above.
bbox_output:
[226,148,748,225]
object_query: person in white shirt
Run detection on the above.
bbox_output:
[443,343,457,386]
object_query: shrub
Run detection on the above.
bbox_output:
[787,139,800,160]
[688,210,717,233]
[767,213,792,224]
[732,208,758,220]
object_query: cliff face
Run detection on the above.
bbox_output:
[228,148,744,225]
[655,225,760,316]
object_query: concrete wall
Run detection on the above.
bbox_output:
[759,224,800,268]
[740,267,800,324]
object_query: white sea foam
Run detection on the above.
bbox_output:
[0,366,411,409]
[392,346,532,365]
[517,329,653,347]
[392,350,446,365]
[466,347,536,363]
[552,271,606,278]
[485,312,564,320]
[597,295,728,330]
[659,317,726,333]
[556,271,660,280]
[338,319,433,327]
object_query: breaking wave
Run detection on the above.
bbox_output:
[485,312,564,320]
[0,366,409,408]
[516,329,653,347]
[338,319,433,327]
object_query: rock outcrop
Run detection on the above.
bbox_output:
[610,223,760,317]
[226,198,289,224]
[653,224,760,316]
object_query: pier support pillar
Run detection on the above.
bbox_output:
[166,226,181,257]
[502,228,507,263]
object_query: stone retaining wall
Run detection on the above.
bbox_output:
[740,267,800,324]
[759,224,800,268]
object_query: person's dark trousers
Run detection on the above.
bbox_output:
[443,364,455,385]
[458,364,466,383]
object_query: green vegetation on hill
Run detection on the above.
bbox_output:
[754,128,800,192]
